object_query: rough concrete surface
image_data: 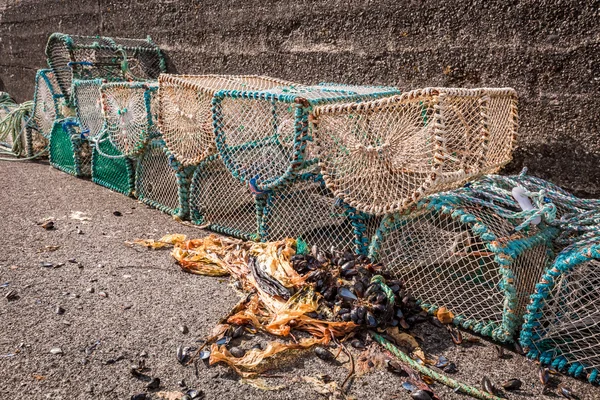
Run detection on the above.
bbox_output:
[2,161,600,399]
[0,0,599,195]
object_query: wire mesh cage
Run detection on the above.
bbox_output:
[49,117,92,176]
[136,138,194,217]
[521,212,600,383]
[189,154,261,241]
[212,84,401,192]
[157,74,301,167]
[312,87,518,216]
[369,185,558,342]
[101,81,159,158]
[260,169,373,253]
[45,33,166,103]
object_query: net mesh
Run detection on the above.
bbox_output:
[136,139,185,216]
[31,69,62,143]
[213,84,401,192]
[48,118,92,176]
[101,81,159,158]
[45,33,165,102]
[73,79,105,142]
[313,87,517,216]
[157,74,300,166]
[189,154,260,241]
[369,187,555,342]
[522,241,600,383]
[91,135,135,196]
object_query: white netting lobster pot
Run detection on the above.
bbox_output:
[157,74,300,167]
[369,186,557,342]
[101,81,159,158]
[29,69,64,156]
[136,138,193,217]
[521,214,600,384]
[313,87,518,216]
[45,33,166,103]
[189,154,260,241]
[212,84,401,193]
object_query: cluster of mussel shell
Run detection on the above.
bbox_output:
[291,246,421,329]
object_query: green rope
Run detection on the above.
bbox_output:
[0,100,34,159]
[371,332,503,400]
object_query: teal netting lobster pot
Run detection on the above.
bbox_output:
[212,84,401,193]
[45,33,166,105]
[136,139,194,217]
[521,213,600,383]
[91,132,135,196]
[28,69,65,158]
[369,185,558,342]
[49,117,92,176]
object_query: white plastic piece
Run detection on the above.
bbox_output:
[512,186,541,225]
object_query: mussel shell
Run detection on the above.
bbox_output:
[411,390,432,400]
[356,306,366,320]
[231,325,245,339]
[401,381,417,392]
[434,355,449,368]
[229,347,246,358]
[341,313,351,322]
[443,362,457,373]
[481,376,496,394]
[338,308,350,315]
[501,378,522,390]
[215,336,231,346]
[338,287,358,302]
[558,385,574,399]
[314,346,335,361]
[350,339,365,349]
[538,367,549,385]
[365,311,377,327]
[340,260,356,271]
[199,350,211,360]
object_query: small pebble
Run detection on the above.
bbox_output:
[41,220,55,230]
[54,263,64,268]
[139,350,148,358]
[78,264,84,269]
[86,287,95,293]
[179,325,189,334]
[122,304,133,310]
[131,394,147,400]
[5,290,18,301]
[55,306,65,315]
[229,347,245,358]
[62,321,72,326]
[113,211,122,217]
[81,358,89,365]
[178,379,187,388]
[146,377,160,390]
[68,258,77,263]
[50,348,63,355]
[69,293,80,299]
[98,291,108,298]
[41,262,54,268]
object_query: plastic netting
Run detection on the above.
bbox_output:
[369,184,558,342]
[101,81,159,158]
[91,132,135,196]
[157,74,300,166]
[189,154,260,241]
[313,87,517,216]
[213,84,401,192]
[521,210,600,383]
[48,118,91,176]
[29,69,64,157]
[45,33,165,103]
[136,139,193,217]
[73,79,105,142]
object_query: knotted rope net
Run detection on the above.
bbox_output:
[100,81,159,158]
[157,74,299,167]
[28,69,65,157]
[521,210,600,383]
[369,184,558,342]
[213,84,401,192]
[45,33,165,103]
[313,87,517,216]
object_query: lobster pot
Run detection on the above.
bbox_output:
[28,69,64,157]
[158,74,299,166]
[189,154,260,241]
[49,118,92,176]
[91,135,135,196]
[521,239,600,383]
[369,189,557,342]
[136,139,193,217]
[313,87,517,216]
[213,85,401,192]
[45,33,165,103]
[260,171,372,253]
[101,81,159,158]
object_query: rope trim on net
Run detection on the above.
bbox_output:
[368,184,558,342]
[520,241,600,384]
[212,85,401,193]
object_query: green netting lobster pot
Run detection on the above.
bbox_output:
[259,171,375,253]
[521,232,600,382]
[212,84,401,193]
[91,134,135,196]
[189,154,260,241]
[136,139,193,217]
[49,117,92,176]
[29,69,65,157]
[312,87,517,217]
[45,33,166,105]
[369,187,558,342]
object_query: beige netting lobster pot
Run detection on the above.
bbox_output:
[369,185,557,342]
[157,74,300,167]
[313,87,518,216]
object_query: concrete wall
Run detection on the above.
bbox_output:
[1,0,599,196]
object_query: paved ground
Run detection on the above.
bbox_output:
[1,161,598,400]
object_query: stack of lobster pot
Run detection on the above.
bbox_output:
[44,33,166,178]
[148,74,300,220]
[210,83,401,252]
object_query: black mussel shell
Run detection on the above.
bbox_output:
[481,376,496,394]
[338,287,358,302]
[411,390,432,400]
[314,346,335,361]
[502,379,522,391]
[365,311,377,327]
